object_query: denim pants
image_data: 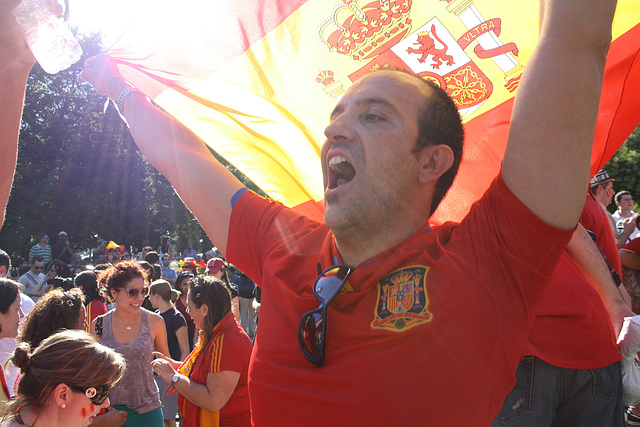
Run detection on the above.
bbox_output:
[492,356,624,427]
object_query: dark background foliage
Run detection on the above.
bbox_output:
[0,31,262,262]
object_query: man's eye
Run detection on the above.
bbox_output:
[364,114,383,122]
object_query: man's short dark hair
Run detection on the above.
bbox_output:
[0,250,10,271]
[31,255,45,265]
[415,78,464,216]
[382,69,464,216]
[615,190,632,204]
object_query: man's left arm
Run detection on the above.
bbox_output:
[567,224,634,336]
[502,0,616,230]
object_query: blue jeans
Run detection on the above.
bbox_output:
[492,356,624,426]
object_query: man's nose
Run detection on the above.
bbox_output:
[324,113,354,144]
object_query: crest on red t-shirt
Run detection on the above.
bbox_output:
[371,266,433,331]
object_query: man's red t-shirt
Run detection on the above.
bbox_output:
[228,174,572,426]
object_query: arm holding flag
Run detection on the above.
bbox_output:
[502,0,617,230]
[79,55,244,256]
[0,0,36,228]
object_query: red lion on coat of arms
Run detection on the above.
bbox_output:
[406,24,454,69]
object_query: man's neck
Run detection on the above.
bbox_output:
[619,208,633,218]
[335,221,428,267]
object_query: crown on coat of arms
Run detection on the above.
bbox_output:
[319,0,413,61]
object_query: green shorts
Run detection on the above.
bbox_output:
[112,404,164,427]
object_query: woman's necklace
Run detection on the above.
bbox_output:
[114,311,135,332]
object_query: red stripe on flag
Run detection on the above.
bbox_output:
[592,23,640,174]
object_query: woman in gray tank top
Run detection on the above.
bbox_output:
[91,261,170,427]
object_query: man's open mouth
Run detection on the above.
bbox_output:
[328,155,356,189]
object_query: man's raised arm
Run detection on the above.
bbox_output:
[79,55,244,256]
[502,0,617,230]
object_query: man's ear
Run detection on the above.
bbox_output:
[418,144,454,184]
[0,266,7,277]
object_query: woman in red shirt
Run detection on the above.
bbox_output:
[152,276,251,426]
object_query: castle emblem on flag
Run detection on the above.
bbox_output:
[317,0,524,118]
[371,266,433,332]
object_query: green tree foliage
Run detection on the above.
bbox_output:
[0,31,228,261]
[604,123,640,212]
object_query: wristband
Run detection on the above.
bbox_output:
[116,87,143,115]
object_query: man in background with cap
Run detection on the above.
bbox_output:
[591,170,638,248]
[51,231,74,265]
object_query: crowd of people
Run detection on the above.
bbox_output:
[1,0,639,425]
[0,241,256,426]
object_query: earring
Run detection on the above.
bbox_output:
[61,403,66,409]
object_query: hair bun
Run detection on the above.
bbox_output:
[11,344,32,373]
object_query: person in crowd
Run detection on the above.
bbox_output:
[149,280,188,427]
[157,237,174,260]
[27,234,50,264]
[182,243,197,260]
[160,254,176,286]
[614,190,640,243]
[0,251,33,400]
[228,268,256,342]
[138,246,153,262]
[0,330,126,427]
[152,276,251,426]
[179,258,201,276]
[70,253,84,274]
[75,270,108,328]
[145,251,161,267]
[589,170,636,250]
[50,231,74,265]
[80,0,620,423]
[17,256,55,302]
[13,287,126,427]
[0,250,34,314]
[206,259,239,322]
[0,279,22,409]
[105,241,124,264]
[18,288,85,348]
[91,261,170,426]
[174,272,196,351]
[620,230,640,314]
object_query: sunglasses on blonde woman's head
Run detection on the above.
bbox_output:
[119,286,149,298]
[68,384,112,405]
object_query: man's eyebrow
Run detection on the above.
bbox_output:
[329,97,398,120]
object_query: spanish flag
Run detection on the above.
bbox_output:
[108,0,640,225]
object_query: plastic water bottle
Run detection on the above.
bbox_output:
[12,0,83,74]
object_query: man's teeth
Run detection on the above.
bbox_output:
[336,178,347,186]
[329,155,347,167]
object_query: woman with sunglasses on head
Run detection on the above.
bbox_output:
[152,276,251,426]
[174,272,196,351]
[17,288,127,427]
[0,279,22,410]
[92,261,170,427]
[0,330,125,427]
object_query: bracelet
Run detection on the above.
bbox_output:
[116,87,143,115]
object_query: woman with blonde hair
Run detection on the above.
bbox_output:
[149,280,189,427]
[0,330,126,427]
